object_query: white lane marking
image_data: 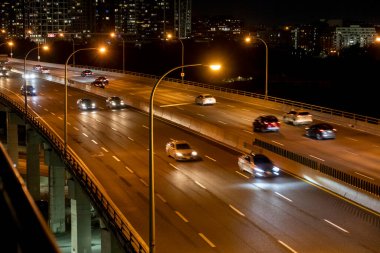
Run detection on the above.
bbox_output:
[324,219,349,233]
[125,166,134,174]
[82,133,88,137]
[197,113,205,117]
[241,108,250,111]
[67,122,71,125]
[354,172,374,181]
[195,181,207,189]
[112,127,117,131]
[345,137,358,142]
[142,125,149,129]
[119,115,127,118]
[139,178,148,187]
[129,92,135,95]
[58,117,63,120]
[198,233,216,248]
[169,163,180,170]
[226,104,235,108]
[309,155,325,162]
[175,211,189,223]
[160,102,192,107]
[275,192,293,202]
[229,204,245,217]
[272,140,284,146]
[156,194,167,203]
[113,156,120,162]
[242,117,251,121]
[73,127,79,131]
[101,147,109,152]
[343,150,358,156]
[51,112,55,115]
[177,107,185,111]
[44,108,48,111]
[95,119,101,123]
[235,171,250,179]
[128,137,134,141]
[243,129,254,135]
[218,120,227,125]
[278,240,298,253]
[91,140,98,144]
[38,104,42,107]
[205,155,216,162]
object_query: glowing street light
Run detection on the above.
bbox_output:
[110,32,126,73]
[148,63,221,253]
[245,36,269,99]
[64,46,106,154]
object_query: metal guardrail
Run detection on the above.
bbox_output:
[254,138,380,197]
[0,92,148,253]
[0,144,60,252]
[74,64,380,126]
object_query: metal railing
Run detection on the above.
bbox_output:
[254,138,380,197]
[0,92,148,253]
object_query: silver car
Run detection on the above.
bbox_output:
[238,153,280,178]
[77,98,96,110]
[195,94,216,105]
[283,110,313,125]
[165,140,199,161]
[106,96,125,109]
[305,123,336,140]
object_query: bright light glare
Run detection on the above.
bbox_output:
[209,64,221,71]
[167,33,173,39]
[99,47,106,53]
[110,32,116,38]
[42,45,49,51]
[245,37,251,43]
[376,37,380,42]
[8,41,13,46]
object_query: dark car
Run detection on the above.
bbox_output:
[0,68,9,77]
[106,96,125,109]
[91,80,106,88]
[77,98,96,110]
[238,153,280,178]
[20,85,36,96]
[94,76,109,85]
[81,69,93,77]
[305,123,336,140]
[253,115,280,132]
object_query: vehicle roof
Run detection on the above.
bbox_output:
[260,115,278,121]
[170,140,190,145]
[312,123,333,129]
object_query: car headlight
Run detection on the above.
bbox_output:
[92,103,96,107]
[254,167,264,173]
[191,151,198,156]
[120,101,124,105]
[111,101,116,105]
[81,104,87,109]
[273,166,280,172]
[175,152,183,157]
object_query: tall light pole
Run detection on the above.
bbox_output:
[245,36,269,99]
[9,41,13,58]
[167,34,185,83]
[110,32,125,73]
[149,63,221,253]
[64,47,106,154]
[23,45,49,119]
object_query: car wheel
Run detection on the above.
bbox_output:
[316,133,322,140]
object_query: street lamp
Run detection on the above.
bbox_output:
[64,47,106,154]
[167,33,185,84]
[148,63,221,253]
[8,41,14,58]
[110,32,125,73]
[245,36,269,99]
[23,45,49,119]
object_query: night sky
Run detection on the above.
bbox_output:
[192,0,380,26]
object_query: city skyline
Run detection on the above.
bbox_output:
[192,0,380,26]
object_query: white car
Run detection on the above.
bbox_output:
[238,153,280,178]
[39,67,50,73]
[283,110,313,125]
[165,140,199,161]
[195,94,216,105]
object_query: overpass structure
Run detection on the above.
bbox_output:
[0,59,379,253]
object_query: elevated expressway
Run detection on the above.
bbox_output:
[1,61,380,253]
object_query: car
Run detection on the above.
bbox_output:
[165,140,199,161]
[91,80,106,88]
[32,65,42,71]
[81,70,93,77]
[77,98,96,110]
[195,94,216,105]
[0,68,9,77]
[94,76,109,85]
[20,85,36,96]
[106,96,125,109]
[283,110,313,125]
[39,67,50,73]
[238,153,280,178]
[253,115,280,132]
[305,123,336,140]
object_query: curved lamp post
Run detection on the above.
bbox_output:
[24,45,49,119]
[64,47,106,154]
[110,32,125,73]
[167,34,185,84]
[245,36,269,99]
[149,63,221,253]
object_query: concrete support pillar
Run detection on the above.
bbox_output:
[68,178,92,253]
[44,143,66,233]
[100,219,123,253]
[26,126,41,200]
[7,112,22,167]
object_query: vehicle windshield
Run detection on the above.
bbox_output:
[254,155,272,164]
[82,99,91,103]
[264,116,278,122]
[298,112,310,116]
[204,95,213,98]
[318,124,333,130]
[111,97,120,102]
[176,143,191,150]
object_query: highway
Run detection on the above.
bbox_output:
[1,66,380,252]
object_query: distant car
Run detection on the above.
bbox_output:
[91,80,106,88]
[305,123,336,140]
[106,96,125,109]
[94,76,109,85]
[39,67,50,73]
[283,110,313,125]
[0,69,9,77]
[32,65,42,71]
[195,94,216,105]
[165,140,199,161]
[77,98,96,110]
[81,70,93,77]
[253,115,280,132]
[20,85,36,96]
[238,153,280,178]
